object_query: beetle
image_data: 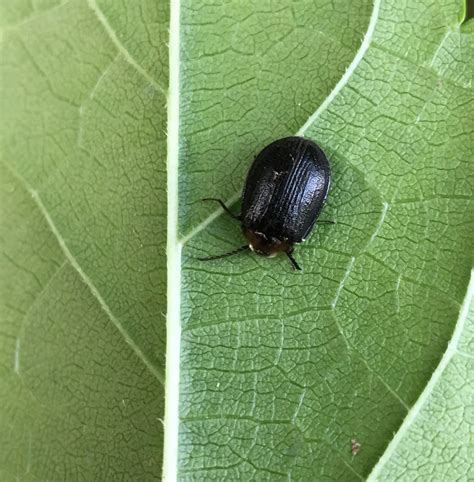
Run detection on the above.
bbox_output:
[198,136,331,270]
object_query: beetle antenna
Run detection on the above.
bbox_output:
[197,245,249,262]
[286,251,302,271]
[201,198,241,220]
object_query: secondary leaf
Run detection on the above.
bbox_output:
[0,0,168,478]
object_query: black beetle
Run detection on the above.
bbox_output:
[198,136,331,270]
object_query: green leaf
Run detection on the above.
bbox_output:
[0,1,473,481]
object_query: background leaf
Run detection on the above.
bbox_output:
[0,0,168,478]
[0,0,473,481]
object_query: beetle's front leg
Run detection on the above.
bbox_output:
[201,198,241,221]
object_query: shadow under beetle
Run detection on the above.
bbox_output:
[198,136,332,270]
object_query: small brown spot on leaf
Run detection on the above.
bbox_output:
[351,438,361,456]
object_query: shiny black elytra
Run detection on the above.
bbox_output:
[198,136,331,270]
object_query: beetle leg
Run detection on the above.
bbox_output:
[201,198,241,220]
[286,250,302,271]
[197,245,248,262]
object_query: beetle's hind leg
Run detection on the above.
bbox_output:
[286,250,302,271]
[201,198,241,220]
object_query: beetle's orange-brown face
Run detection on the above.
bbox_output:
[243,228,292,257]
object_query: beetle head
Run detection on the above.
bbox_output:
[243,228,292,257]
